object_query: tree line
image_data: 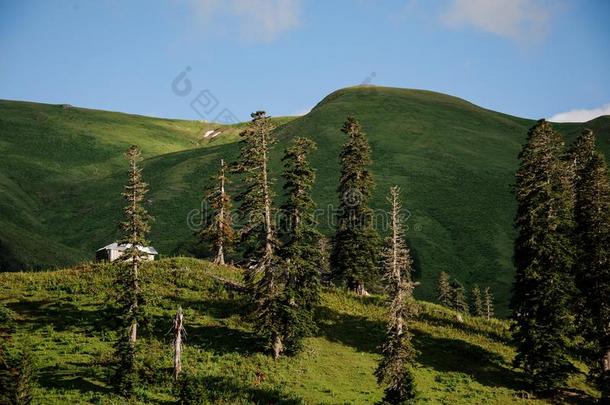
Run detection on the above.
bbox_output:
[511,121,610,402]
[107,112,418,404]
[436,271,494,319]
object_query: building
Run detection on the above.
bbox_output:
[95,242,158,262]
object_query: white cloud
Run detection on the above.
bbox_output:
[549,104,610,123]
[441,0,550,41]
[190,0,301,42]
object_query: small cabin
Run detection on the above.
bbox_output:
[95,242,158,262]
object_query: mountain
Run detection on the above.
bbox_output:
[0,257,598,403]
[1,88,609,314]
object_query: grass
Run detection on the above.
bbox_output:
[1,89,609,316]
[0,257,600,404]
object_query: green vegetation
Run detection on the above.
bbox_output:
[330,116,380,294]
[277,137,321,355]
[511,120,577,393]
[0,257,600,403]
[1,88,609,315]
[570,129,610,400]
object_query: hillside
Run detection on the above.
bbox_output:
[1,89,609,314]
[0,257,599,403]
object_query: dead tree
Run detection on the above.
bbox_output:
[173,307,185,381]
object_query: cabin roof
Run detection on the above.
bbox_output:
[96,242,158,255]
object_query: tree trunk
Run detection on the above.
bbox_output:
[391,190,399,282]
[354,282,369,296]
[215,159,226,266]
[130,258,139,344]
[272,332,283,360]
[261,131,273,259]
[173,307,184,381]
[129,321,137,344]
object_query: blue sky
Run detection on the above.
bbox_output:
[1,0,609,122]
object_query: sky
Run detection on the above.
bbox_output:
[1,0,609,123]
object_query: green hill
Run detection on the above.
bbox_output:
[0,258,599,403]
[1,89,609,315]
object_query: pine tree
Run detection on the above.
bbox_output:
[331,116,380,294]
[450,280,469,314]
[436,271,452,308]
[233,111,283,358]
[277,137,321,354]
[233,111,276,279]
[511,119,576,393]
[198,159,234,265]
[0,329,35,405]
[483,287,494,320]
[375,186,417,404]
[471,284,484,317]
[10,346,34,405]
[112,145,152,396]
[570,129,610,402]
[0,304,15,404]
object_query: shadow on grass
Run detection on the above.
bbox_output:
[418,310,511,344]
[315,305,535,393]
[38,362,109,396]
[8,299,113,334]
[175,296,247,320]
[414,330,522,390]
[315,305,385,353]
[185,323,262,355]
[185,374,304,404]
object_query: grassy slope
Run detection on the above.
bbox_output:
[272,87,610,314]
[0,257,598,404]
[1,90,609,315]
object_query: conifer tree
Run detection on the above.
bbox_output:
[112,145,151,396]
[483,287,494,320]
[9,346,34,405]
[436,271,452,308]
[376,186,417,404]
[233,111,276,277]
[511,120,576,393]
[198,159,234,265]
[471,284,484,317]
[570,129,610,401]
[277,137,321,354]
[450,280,469,314]
[331,116,380,294]
[233,111,283,358]
[0,304,15,404]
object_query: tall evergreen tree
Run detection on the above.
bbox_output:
[277,137,321,354]
[511,119,576,393]
[0,303,15,404]
[8,346,34,405]
[233,111,276,276]
[331,116,380,294]
[483,287,494,320]
[570,129,610,402]
[112,145,151,396]
[471,284,484,317]
[436,271,452,308]
[450,280,469,314]
[233,111,284,358]
[198,159,234,265]
[375,186,417,404]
